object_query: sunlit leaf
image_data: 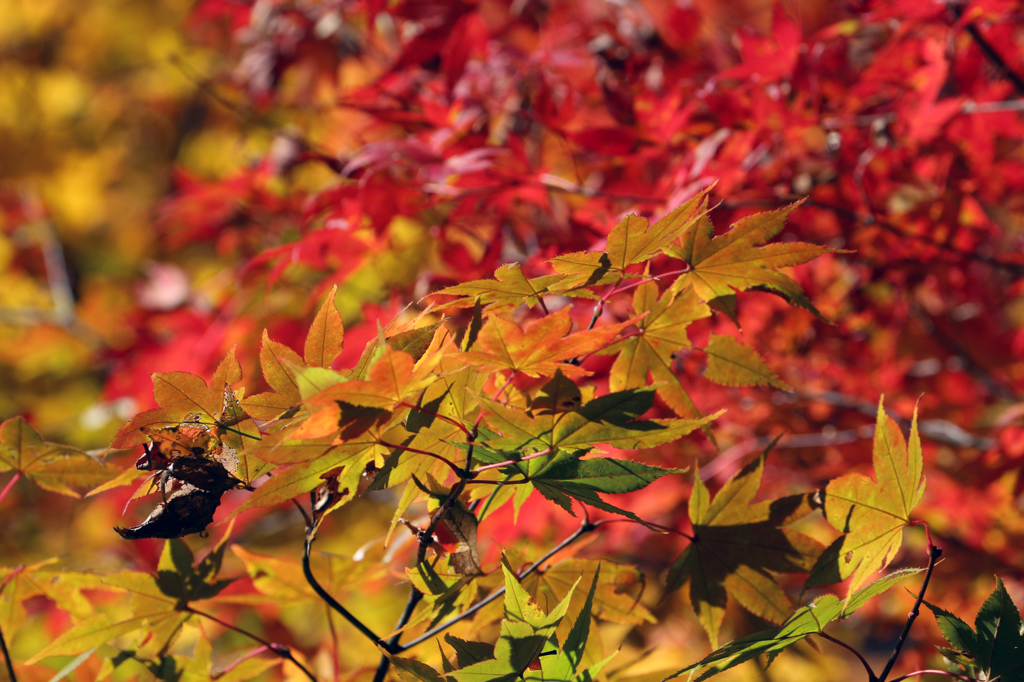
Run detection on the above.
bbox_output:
[807,398,926,597]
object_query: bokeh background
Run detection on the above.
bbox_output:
[3,0,1024,680]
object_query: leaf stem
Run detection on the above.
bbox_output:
[380,441,467,477]
[303,530,389,651]
[490,372,517,404]
[909,520,934,555]
[214,645,270,678]
[817,631,877,682]
[878,544,944,682]
[593,517,694,540]
[0,472,21,507]
[187,606,317,682]
[888,671,981,682]
[396,517,600,652]
[397,402,472,437]
[471,448,552,475]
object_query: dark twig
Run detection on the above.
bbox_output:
[0,570,19,682]
[187,606,317,681]
[951,5,1024,95]
[396,517,600,652]
[817,631,877,682]
[303,530,389,650]
[0,619,16,682]
[878,544,944,682]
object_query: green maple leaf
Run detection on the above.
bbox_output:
[667,201,836,318]
[528,449,686,528]
[603,282,711,420]
[806,398,926,597]
[480,386,717,454]
[924,577,1024,681]
[0,416,118,497]
[672,568,925,680]
[458,307,629,378]
[549,190,710,288]
[449,564,579,682]
[665,451,825,647]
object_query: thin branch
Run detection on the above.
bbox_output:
[187,606,316,682]
[951,5,1024,95]
[396,518,599,653]
[303,531,389,651]
[878,544,944,682]
[888,671,981,682]
[817,631,876,682]
[0,618,16,682]
[291,498,312,530]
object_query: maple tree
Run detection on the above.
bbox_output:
[3,0,1024,681]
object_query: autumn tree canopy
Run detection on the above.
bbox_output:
[2,0,1024,681]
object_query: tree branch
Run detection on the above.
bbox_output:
[303,530,389,651]
[878,544,944,682]
[0,619,16,682]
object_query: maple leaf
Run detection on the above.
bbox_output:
[458,307,630,378]
[0,559,104,636]
[672,568,926,681]
[604,281,711,419]
[528,449,686,528]
[304,284,345,368]
[665,452,825,647]
[432,262,574,311]
[666,201,836,318]
[924,577,1024,682]
[26,532,235,664]
[702,333,790,390]
[448,564,578,682]
[806,398,926,596]
[524,558,654,626]
[0,416,118,497]
[240,330,304,420]
[480,386,718,453]
[549,190,710,288]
